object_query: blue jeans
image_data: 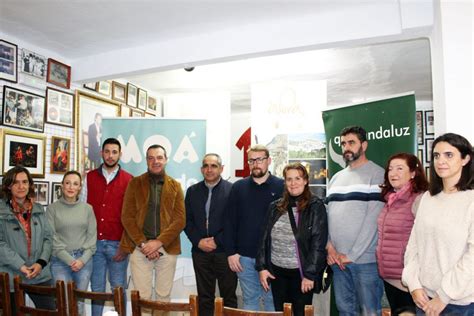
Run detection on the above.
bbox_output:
[237,256,274,311]
[332,262,383,316]
[91,240,129,316]
[51,249,93,315]
[416,302,474,315]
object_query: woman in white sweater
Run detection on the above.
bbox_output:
[47,171,97,315]
[402,133,473,316]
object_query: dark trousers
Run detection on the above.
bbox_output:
[271,264,313,316]
[10,279,56,315]
[192,251,238,316]
[383,281,416,315]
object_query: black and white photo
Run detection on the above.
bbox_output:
[20,48,47,79]
[0,39,18,83]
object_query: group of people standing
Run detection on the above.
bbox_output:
[0,125,472,316]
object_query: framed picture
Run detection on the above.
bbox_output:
[112,81,127,102]
[97,81,111,96]
[417,149,423,164]
[425,138,434,163]
[131,109,145,117]
[33,181,49,206]
[0,39,18,83]
[424,110,434,135]
[120,105,131,117]
[425,167,431,182]
[51,182,62,203]
[126,83,138,107]
[50,136,70,174]
[20,48,47,79]
[76,91,119,175]
[47,58,71,89]
[416,110,424,145]
[137,89,147,110]
[46,87,75,127]
[83,82,97,91]
[2,129,46,178]
[2,85,45,132]
[145,112,155,117]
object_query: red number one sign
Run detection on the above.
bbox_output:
[235,127,251,178]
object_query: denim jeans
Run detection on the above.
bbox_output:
[91,240,129,316]
[416,302,474,315]
[332,262,383,316]
[51,249,93,315]
[237,256,274,311]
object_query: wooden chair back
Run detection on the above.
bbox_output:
[13,275,67,316]
[0,272,12,316]
[67,281,125,316]
[131,290,198,316]
[214,297,292,316]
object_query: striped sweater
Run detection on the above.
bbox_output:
[326,160,385,264]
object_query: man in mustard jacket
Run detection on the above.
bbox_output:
[121,144,185,305]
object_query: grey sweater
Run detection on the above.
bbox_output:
[326,160,385,264]
[47,197,97,265]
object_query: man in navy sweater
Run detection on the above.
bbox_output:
[224,145,284,311]
[184,153,237,316]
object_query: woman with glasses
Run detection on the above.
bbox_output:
[403,133,474,315]
[0,166,55,314]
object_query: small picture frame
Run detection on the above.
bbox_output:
[0,39,18,83]
[33,181,49,206]
[97,81,111,96]
[137,88,147,110]
[147,96,158,114]
[51,182,62,203]
[2,85,46,132]
[112,81,127,102]
[20,48,47,79]
[46,87,75,127]
[120,104,131,117]
[425,138,434,163]
[47,58,71,89]
[416,110,424,145]
[126,83,138,107]
[2,129,46,178]
[424,110,434,135]
[50,136,71,174]
[83,82,97,91]
[417,149,423,164]
[425,167,431,182]
[131,108,145,117]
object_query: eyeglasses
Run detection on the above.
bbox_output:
[248,157,268,165]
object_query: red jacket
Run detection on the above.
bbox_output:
[376,187,421,279]
[87,167,133,241]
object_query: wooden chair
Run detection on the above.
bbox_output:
[67,281,125,316]
[13,275,67,316]
[304,304,314,316]
[131,290,198,316]
[214,297,292,316]
[0,272,12,316]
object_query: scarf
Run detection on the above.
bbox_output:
[386,182,412,207]
[10,198,33,257]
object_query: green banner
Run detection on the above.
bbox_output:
[323,94,417,179]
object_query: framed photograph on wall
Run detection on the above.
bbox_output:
[417,149,423,164]
[46,87,74,127]
[76,91,119,175]
[424,110,434,135]
[0,39,18,83]
[20,48,47,79]
[47,58,71,89]
[50,136,70,174]
[33,181,49,206]
[112,81,127,102]
[126,83,137,107]
[2,129,46,178]
[131,108,145,117]
[83,82,97,91]
[425,138,434,163]
[51,182,62,203]
[2,85,45,132]
[120,104,131,117]
[416,110,424,145]
[425,167,430,182]
[97,81,111,96]
[137,88,147,110]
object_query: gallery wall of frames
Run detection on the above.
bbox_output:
[0,38,163,207]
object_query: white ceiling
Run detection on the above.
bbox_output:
[0,1,433,109]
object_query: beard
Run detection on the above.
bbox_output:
[251,167,267,178]
[343,147,363,164]
[103,159,119,169]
